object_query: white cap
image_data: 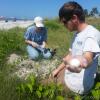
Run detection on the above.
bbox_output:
[33,16,44,27]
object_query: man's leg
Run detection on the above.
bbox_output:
[27,45,39,60]
[54,68,73,93]
[43,68,66,86]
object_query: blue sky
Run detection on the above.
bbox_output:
[0,0,100,19]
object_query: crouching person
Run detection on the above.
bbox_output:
[24,16,53,60]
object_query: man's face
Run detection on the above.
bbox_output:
[36,27,43,32]
[61,16,78,32]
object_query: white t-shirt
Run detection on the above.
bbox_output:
[64,25,100,94]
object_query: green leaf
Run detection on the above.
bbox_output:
[27,83,33,93]
[95,82,100,89]
[91,90,100,100]
[57,84,63,91]
[36,90,41,98]
[39,85,42,91]
[43,90,49,97]
[56,96,64,100]
[29,76,35,86]
[21,84,25,93]
[74,95,81,100]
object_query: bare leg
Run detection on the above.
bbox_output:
[42,68,67,88]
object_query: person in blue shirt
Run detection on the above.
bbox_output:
[24,16,53,60]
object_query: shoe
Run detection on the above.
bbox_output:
[51,49,56,57]
[43,48,50,54]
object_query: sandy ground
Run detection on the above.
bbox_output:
[0,20,34,30]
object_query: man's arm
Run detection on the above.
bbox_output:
[52,62,66,77]
[25,40,39,47]
[52,52,72,77]
[82,51,94,68]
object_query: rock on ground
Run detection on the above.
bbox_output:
[7,53,59,79]
[7,53,22,64]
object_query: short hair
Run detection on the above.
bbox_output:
[59,1,85,22]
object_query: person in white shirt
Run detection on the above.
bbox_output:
[52,1,100,94]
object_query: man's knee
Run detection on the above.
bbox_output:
[29,54,39,60]
[28,51,39,60]
[28,50,39,60]
[27,46,39,60]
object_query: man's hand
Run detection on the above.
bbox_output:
[66,64,82,73]
[52,69,59,77]
[40,44,45,48]
[31,42,39,47]
[65,55,91,73]
[40,41,46,48]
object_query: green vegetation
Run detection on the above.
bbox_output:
[0,27,25,66]
[0,18,100,100]
[0,27,26,100]
[17,75,66,100]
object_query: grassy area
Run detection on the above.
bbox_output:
[45,19,73,56]
[0,18,100,100]
[86,17,100,30]
[0,27,26,100]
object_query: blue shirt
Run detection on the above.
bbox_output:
[24,26,47,45]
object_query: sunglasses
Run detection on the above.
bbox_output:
[62,20,67,24]
[61,17,71,25]
[61,18,70,24]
